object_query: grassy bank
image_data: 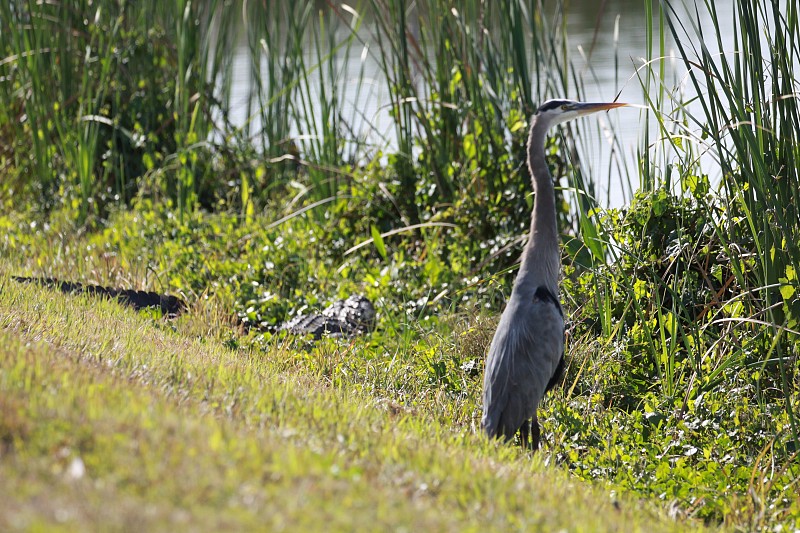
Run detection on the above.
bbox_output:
[2,0,800,530]
[0,259,704,532]
[1,200,797,530]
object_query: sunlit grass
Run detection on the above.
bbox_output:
[0,260,707,532]
[2,0,800,529]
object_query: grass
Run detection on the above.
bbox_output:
[0,260,704,532]
[2,0,800,530]
[2,201,796,530]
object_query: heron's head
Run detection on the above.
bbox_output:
[534,99,627,129]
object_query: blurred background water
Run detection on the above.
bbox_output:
[223,0,739,207]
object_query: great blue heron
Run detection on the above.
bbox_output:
[481,99,627,449]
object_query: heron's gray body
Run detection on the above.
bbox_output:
[481,99,625,448]
[481,285,564,441]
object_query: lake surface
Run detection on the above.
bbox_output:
[549,0,742,205]
[226,1,741,207]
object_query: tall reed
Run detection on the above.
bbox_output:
[628,0,800,447]
[2,0,602,230]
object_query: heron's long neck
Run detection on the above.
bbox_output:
[517,120,560,295]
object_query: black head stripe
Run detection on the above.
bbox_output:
[536,99,570,113]
[534,286,563,317]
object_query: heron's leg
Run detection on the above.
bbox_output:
[518,421,530,449]
[531,416,541,450]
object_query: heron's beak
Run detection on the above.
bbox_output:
[571,102,628,115]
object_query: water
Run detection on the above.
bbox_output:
[559,0,737,205]
[225,1,742,208]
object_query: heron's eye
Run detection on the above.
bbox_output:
[561,104,568,110]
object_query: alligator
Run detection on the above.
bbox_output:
[11,276,374,339]
[11,276,187,317]
[279,294,375,339]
